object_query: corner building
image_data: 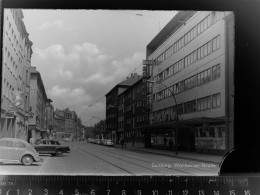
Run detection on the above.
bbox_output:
[1,9,33,141]
[146,11,234,154]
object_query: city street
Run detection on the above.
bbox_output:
[0,142,219,176]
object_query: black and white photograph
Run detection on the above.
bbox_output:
[0,9,235,176]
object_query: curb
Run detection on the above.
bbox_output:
[114,144,221,165]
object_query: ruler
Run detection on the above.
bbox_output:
[0,175,259,195]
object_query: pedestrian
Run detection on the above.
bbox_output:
[29,137,35,145]
[121,138,125,149]
[169,138,173,150]
[164,137,167,146]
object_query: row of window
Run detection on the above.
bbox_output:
[5,48,18,79]
[154,35,221,83]
[152,93,221,123]
[154,11,222,63]
[125,114,147,126]
[7,10,26,55]
[2,79,14,102]
[124,131,143,138]
[154,64,221,102]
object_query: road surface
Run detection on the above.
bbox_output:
[0,142,219,176]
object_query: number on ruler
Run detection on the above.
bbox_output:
[59,189,63,195]
[44,189,48,195]
[168,190,173,195]
[137,190,142,195]
[244,190,250,195]
[183,190,189,195]
[199,190,204,195]
[91,189,95,195]
[28,189,32,195]
[107,189,110,195]
[229,190,235,195]
[152,190,158,195]
[122,189,126,195]
[214,191,219,195]
[75,189,79,195]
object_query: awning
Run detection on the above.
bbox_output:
[28,125,46,132]
[143,117,227,131]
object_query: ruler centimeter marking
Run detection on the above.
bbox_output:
[0,175,258,195]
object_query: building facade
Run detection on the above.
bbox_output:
[1,9,33,141]
[28,67,48,141]
[53,108,82,140]
[106,73,142,143]
[53,109,66,140]
[144,11,234,154]
[123,77,148,147]
[46,98,54,138]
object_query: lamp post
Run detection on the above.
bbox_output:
[147,79,179,155]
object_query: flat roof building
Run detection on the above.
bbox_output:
[144,11,234,154]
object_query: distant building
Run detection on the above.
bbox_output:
[1,9,33,141]
[28,67,48,141]
[53,109,66,140]
[54,108,82,140]
[46,98,54,138]
[122,76,148,147]
[105,73,143,143]
[143,11,234,154]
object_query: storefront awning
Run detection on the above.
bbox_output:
[143,117,227,131]
[28,125,46,132]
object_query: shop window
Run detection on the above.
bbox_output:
[208,127,215,137]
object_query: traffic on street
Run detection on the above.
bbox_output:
[0,141,219,176]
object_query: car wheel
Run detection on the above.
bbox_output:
[22,155,33,166]
[56,151,63,157]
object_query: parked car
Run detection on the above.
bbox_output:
[33,139,70,156]
[0,137,43,166]
[64,138,71,142]
[94,139,101,144]
[105,139,114,146]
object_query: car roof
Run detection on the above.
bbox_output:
[0,137,30,144]
[37,139,59,141]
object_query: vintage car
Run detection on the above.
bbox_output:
[33,139,70,156]
[0,137,43,166]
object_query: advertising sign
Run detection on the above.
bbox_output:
[10,91,24,109]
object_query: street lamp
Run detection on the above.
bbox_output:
[147,79,179,155]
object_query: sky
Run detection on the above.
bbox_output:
[22,9,178,126]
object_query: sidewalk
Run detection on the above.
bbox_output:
[114,144,223,164]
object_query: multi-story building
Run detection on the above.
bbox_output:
[46,98,54,138]
[28,67,48,141]
[54,108,81,140]
[1,9,33,141]
[64,108,77,138]
[53,108,66,140]
[144,11,234,154]
[106,73,142,143]
[123,76,148,147]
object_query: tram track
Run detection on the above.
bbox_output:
[72,143,193,175]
